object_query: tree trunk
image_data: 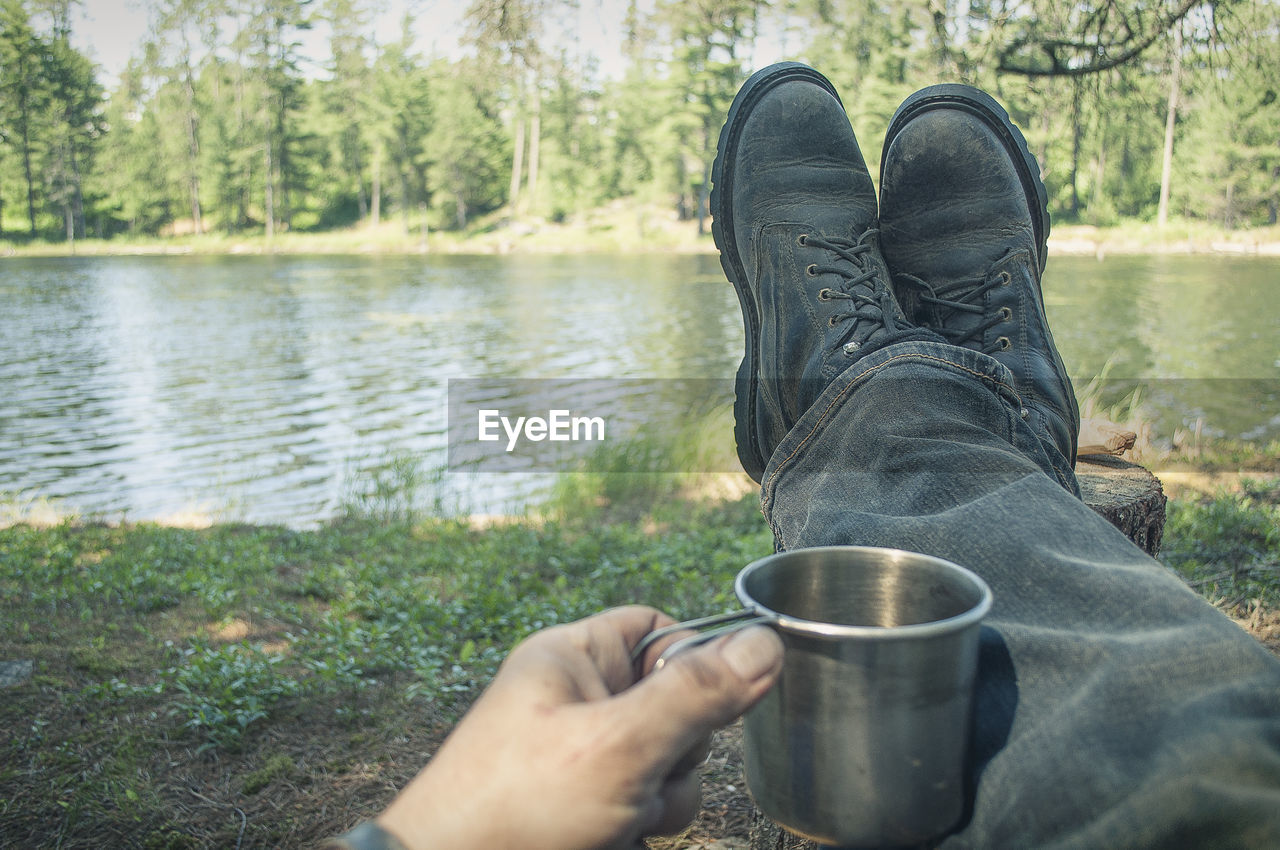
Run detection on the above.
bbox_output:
[697,118,712,236]
[371,154,382,227]
[510,114,525,211]
[280,139,293,231]
[1093,79,1109,213]
[183,57,204,235]
[400,166,411,234]
[527,86,542,212]
[70,141,85,240]
[1038,111,1051,195]
[21,111,36,236]
[188,170,204,234]
[452,165,468,229]
[1093,135,1108,212]
[1157,26,1183,227]
[234,51,250,230]
[354,138,369,221]
[1069,80,1082,218]
[265,140,275,240]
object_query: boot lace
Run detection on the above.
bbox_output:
[802,230,904,355]
[892,248,1029,355]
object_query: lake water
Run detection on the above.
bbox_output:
[2,253,1277,526]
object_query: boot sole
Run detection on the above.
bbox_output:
[711,62,844,483]
[880,84,1051,274]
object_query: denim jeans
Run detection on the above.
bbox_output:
[760,340,1280,848]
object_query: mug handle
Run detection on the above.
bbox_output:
[631,609,773,674]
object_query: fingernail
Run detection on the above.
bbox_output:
[720,625,783,681]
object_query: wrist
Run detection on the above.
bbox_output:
[374,781,477,850]
[321,821,410,850]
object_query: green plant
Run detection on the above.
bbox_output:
[241,753,296,794]
[0,489,72,527]
[1161,480,1280,610]
[544,401,740,523]
[167,640,300,750]
[340,451,452,522]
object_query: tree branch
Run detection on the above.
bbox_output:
[997,0,1207,77]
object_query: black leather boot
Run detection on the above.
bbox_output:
[879,84,1081,483]
[713,63,930,482]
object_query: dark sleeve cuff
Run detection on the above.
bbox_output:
[320,821,410,850]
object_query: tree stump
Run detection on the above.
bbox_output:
[1075,454,1167,557]
[745,456,1167,849]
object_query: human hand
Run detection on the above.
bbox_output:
[374,605,784,850]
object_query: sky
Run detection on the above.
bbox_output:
[68,0,650,85]
[70,0,151,78]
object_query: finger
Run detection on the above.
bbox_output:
[669,734,711,777]
[581,606,678,693]
[641,771,702,838]
[588,605,676,650]
[634,627,703,679]
[613,625,783,773]
[498,606,676,699]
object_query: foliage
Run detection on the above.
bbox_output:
[1161,478,1280,612]
[167,639,300,750]
[3,0,1279,242]
[0,485,772,754]
[0,0,105,240]
[1173,1,1280,225]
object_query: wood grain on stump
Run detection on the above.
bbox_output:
[746,456,1167,849]
[1076,454,1167,557]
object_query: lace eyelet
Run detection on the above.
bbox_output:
[828,315,840,327]
[999,307,1013,321]
[997,336,1012,350]
[818,288,832,301]
[806,264,819,277]
[998,271,1012,285]
[797,234,808,247]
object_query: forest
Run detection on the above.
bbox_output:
[0,0,1277,244]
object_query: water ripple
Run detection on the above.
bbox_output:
[2,253,1277,526]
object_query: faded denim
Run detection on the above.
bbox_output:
[760,339,1280,848]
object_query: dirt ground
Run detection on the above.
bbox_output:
[4,609,1276,850]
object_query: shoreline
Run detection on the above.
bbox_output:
[4,216,1280,259]
[1046,224,1280,258]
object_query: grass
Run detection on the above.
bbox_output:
[0,485,772,848]
[1050,220,1280,255]
[1161,477,1280,652]
[5,202,1279,258]
[540,401,750,523]
[1075,360,1280,476]
[0,198,713,258]
[2,431,1277,848]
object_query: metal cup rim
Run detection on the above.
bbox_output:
[734,545,993,640]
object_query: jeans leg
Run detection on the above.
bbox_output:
[761,340,1280,848]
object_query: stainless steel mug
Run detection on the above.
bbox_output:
[635,546,992,847]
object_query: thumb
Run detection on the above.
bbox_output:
[619,625,784,767]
